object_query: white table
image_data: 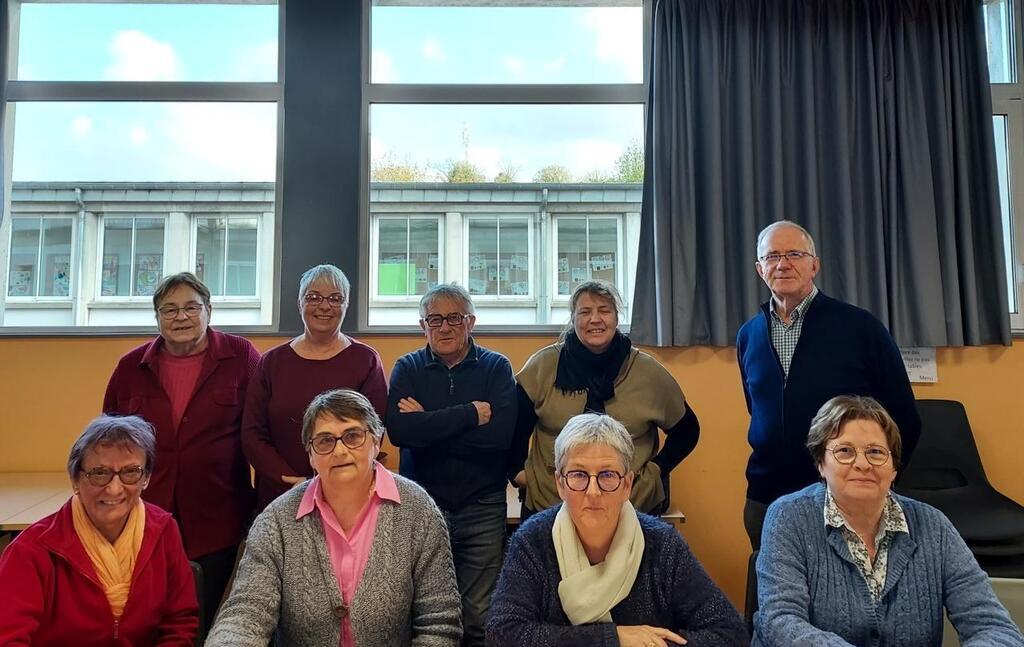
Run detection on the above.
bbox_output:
[0,472,72,532]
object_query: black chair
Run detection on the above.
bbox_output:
[744,550,759,633]
[896,400,1024,576]
[190,560,207,646]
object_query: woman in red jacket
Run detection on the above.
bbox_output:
[0,415,198,646]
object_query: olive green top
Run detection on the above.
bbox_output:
[516,343,688,513]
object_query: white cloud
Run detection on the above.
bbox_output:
[566,139,622,175]
[372,49,397,83]
[579,8,643,81]
[421,37,446,62]
[467,145,503,180]
[542,56,567,75]
[105,30,182,82]
[370,136,389,162]
[129,127,150,146]
[159,104,277,181]
[71,117,93,137]
[501,56,527,79]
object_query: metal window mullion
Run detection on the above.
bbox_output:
[495,218,502,297]
[366,83,645,105]
[585,217,592,281]
[5,81,282,103]
[33,216,43,296]
[405,217,412,298]
[222,217,231,297]
[129,217,138,297]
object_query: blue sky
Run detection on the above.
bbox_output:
[11,3,643,182]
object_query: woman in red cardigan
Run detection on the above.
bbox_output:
[0,415,198,645]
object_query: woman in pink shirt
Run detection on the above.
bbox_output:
[209,389,461,646]
[242,264,388,511]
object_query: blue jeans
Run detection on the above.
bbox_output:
[441,491,507,647]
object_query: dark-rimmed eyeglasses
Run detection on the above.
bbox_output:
[309,429,368,455]
[827,444,891,466]
[758,250,815,265]
[422,313,471,328]
[157,303,204,320]
[560,470,625,492]
[303,292,345,307]
[80,465,146,487]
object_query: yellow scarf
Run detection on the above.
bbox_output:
[71,495,146,619]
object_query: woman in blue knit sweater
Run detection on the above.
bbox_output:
[754,395,1022,646]
[487,413,747,647]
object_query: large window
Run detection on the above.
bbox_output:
[365,1,647,327]
[1,1,280,328]
[988,0,1024,330]
[372,216,442,299]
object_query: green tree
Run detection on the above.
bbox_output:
[371,153,430,182]
[614,139,644,182]
[438,159,486,183]
[493,161,520,183]
[533,164,573,183]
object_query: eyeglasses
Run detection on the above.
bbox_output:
[303,292,345,307]
[560,470,625,492]
[157,303,204,319]
[80,465,146,487]
[422,313,471,328]
[309,429,368,455]
[758,251,815,265]
[827,444,892,466]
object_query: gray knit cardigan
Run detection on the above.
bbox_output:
[206,475,462,646]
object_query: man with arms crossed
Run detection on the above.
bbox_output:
[387,283,517,647]
[737,221,921,549]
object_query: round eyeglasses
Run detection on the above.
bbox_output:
[309,429,368,455]
[560,470,625,492]
[80,465,146,487]
[827,444,891,466]
[303,292,345,307]
[422,313,470,328]
[758,250,815,266]
[157,303,204,320]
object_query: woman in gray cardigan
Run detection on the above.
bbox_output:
[208,389,461,646]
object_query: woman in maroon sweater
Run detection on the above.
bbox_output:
[242,264,388,511]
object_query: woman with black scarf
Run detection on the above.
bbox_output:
[509,280,700,520]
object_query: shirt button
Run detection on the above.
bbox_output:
[334,604,348,620]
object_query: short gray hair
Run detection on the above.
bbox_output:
[297,264,351,307]
[301,389,385,447]
[563,279,623,339]
[67,415,157,479]
[554,413,635,474]
[806,395,903,470]
[419,283,475,318]
[756,220,817,258]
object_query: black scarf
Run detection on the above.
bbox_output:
[555,330,632,413]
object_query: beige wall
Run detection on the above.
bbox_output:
[1,334,1022,608]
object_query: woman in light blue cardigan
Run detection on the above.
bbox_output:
[754,395,1022,647]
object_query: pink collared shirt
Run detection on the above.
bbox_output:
[296,462,401,647]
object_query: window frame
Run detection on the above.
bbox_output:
[94,213,168,301]
[550,213,625,304]
[360,0,650,331]
[462,213,535,303]
[368,212,445,305]
[190,213,263,301]
[4,213,75,301]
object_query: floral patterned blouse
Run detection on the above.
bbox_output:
[823,487,909,602]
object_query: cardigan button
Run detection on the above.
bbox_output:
[334,604,348,620]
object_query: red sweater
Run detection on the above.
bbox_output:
[0,500,198,646]
[241,338,388,510]
[103,328,261,559]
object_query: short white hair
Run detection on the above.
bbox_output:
[554,413,634,474]
[419,283,475,318]
[756,220,817,258]
[297,264,350,306]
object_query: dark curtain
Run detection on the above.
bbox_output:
[631,0,1010,347]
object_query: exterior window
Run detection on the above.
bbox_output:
[195,217,260,297]
[466,217,531,297]
[375,217,441,298]
[7,217,73,298]
[100,217,166,297]
[554,217,620,296]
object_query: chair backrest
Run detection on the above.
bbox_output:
[897,400,990,495]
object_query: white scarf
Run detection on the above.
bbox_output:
[552,500,645,625]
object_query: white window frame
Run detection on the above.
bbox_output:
[190,214,263,301]
[369,213,445,304]
[462,214,535,302]
[95,214,169,301]
[550,213,625,304]
[4,214,75,302]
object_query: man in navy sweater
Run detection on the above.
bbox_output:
[736,221,921,549]
[386,283,517,647]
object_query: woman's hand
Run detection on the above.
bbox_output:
[615,625,687,647]
[281,475,305,486]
